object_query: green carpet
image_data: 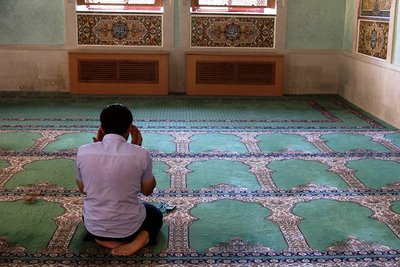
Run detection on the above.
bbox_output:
[0,93,399,266]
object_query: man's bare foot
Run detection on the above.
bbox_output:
[111,231,150,256]
[95,239,122,249]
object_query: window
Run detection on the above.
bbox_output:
[191,0,276,15]
[76,0,163,12]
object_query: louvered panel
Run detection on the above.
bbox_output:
[196,61,276,85]
[79,60,118,82]
[119,61,158,83]
[237,62,275,85]
[196,62,235,84]
[78,60,158,83]
[186,53,284,96]
[69,52,168,95]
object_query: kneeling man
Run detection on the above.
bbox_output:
[75,103,162,256]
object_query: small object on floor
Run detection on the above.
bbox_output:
[156,201,176,213]
[24,196,37,205]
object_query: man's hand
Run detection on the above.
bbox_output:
[76,180,85,194]
[130,124,143,146]
[93,126,104,142]
[141,176,156,196]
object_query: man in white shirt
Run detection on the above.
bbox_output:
[76,103,162,256]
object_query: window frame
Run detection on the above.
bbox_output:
[191,0,276,14]
[76,0,163,12]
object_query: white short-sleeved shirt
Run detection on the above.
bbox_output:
[76,134,154,238]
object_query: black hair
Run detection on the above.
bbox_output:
[100,103,133,135]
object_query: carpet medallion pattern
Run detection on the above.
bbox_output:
[0,94,399,266]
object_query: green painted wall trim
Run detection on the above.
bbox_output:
[343,0,355,51]
[393,0,400,66]
[174,0,180,48]
[286,0,346,49]
[0,0,65,45]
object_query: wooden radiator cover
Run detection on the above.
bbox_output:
[186,53,284,96]
[69,52,168,95]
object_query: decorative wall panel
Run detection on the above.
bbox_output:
[359,0,391,19]
[77,13,162,46]
[191,15,275,48]
[357,20,389,60]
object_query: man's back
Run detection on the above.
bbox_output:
[76,133,153,238]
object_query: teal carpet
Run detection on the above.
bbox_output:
[0,93,400,266]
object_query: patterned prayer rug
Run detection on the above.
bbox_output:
[0,93,399,266]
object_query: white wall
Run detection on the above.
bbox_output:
[0,0,339,95]
[283,51,339,94]
[339,53,400,128]
[0,49,68,91]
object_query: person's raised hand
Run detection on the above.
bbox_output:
[130,124,143,146]
[92,126,104,142]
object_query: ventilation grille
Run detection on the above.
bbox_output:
[196,61,275,85]
[78,60,159,83]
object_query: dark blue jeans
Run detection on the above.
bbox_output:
[84,203,163,245]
